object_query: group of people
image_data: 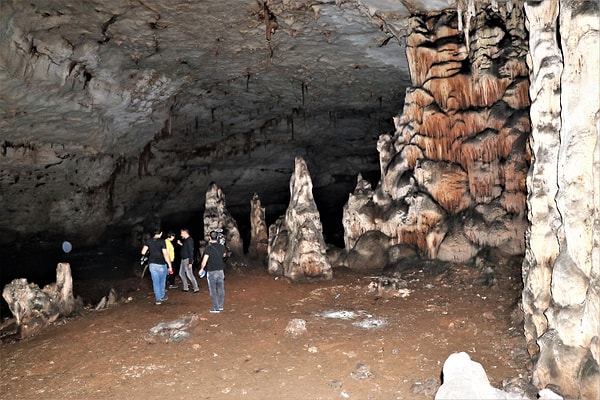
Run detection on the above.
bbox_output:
[141,228,227,313]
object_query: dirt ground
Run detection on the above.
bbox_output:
[0,260,530,400]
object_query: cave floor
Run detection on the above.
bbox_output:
[0,261,530,399]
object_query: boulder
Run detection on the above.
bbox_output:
[435,352,526,400]
[345,230,390,272]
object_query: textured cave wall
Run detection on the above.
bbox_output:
[343,2,530,264]
[0,0,405,249]
[523,1,600,398]
[0,1,178,246]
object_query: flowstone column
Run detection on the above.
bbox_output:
[523,1,600,398]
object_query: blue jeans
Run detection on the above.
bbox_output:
[207,270,225,310]
[149,263,168,302]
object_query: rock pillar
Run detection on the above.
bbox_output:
[203,182,244,262]
[267,156,332,281]
[248,193,268,263]
[523,1,600,398]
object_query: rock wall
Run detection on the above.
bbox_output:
[343,3,530,266]
[523,1,600,398]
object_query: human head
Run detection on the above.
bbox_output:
[152,227,162,237]
[166,232,175,241]
[209,230,218,241]
[180,228,190,239]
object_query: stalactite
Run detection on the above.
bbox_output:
[457,0,477,52]
[301,81,307,106]
[502,160,527,192]
[287,114,294,139]
[467,160,501,202]
[461,131,501,170]
[402,145,423,170]
[500,192,525,215]
[421,112,451,139]
[426,75,511,111]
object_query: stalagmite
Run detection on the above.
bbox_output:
[248,193,268,262]
[203,182,245,263]
[267,157,332,281]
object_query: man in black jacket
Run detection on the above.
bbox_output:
[177,228,199,293]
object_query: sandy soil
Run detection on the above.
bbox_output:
[0,260,530,400]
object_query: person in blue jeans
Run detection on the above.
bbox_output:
[198,230,228,313]
[141,229,173,305]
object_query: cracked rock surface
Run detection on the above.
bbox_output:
[1,0,449,245]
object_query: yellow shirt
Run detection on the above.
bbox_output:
[165,239,175,262]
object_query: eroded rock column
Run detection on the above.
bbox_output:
[523,1,600,398]
[343,3,530,269]
[248,193,268,263]
[203,182,244,262]
[267,157,332,281]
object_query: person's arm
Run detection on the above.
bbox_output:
[186,241,194,269]
[199,253,209,273]
[162,248,173,272]
[141,245,148,255]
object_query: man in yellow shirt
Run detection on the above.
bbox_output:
[165,232,177,290]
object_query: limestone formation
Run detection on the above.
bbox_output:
[435,352,541,400]
[248,193,268,263]
[203,182,244,262]
[345,230,390,272]
[342,173,378,251]
[343,4,530,270]
[2,263,78,338]
[522,1,600,398]
[267,157,332,281]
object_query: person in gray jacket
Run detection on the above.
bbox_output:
[177,228,199,293]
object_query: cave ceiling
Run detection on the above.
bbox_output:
[0,0,454,245]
